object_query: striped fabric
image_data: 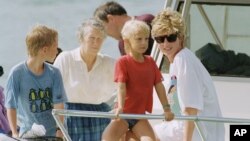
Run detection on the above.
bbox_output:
[65,103,111,141]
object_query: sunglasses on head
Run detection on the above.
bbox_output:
[154,33,178,44]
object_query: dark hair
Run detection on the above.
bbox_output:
[94,1,127,22]
[46,48,63,64]
[0,66,3,77]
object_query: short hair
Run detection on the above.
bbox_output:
[121,20,150,39]
[94,1,127,23]
[151,8,186,39]
[77,18,106,43]
[26,25,58,57]
[121,20,150,53]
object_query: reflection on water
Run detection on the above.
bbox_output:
[0,0,166,86]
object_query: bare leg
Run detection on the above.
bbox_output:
[118,134,126,141]
[125,130,139,141]
[125,130,160,141]
[102,119,128,141]
[132,119,156,141]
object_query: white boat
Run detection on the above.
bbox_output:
[52,0,250,141]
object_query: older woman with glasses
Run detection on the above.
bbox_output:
[151,8,225,141]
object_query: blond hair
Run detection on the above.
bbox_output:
[121,20,150,54]
[26,24,58,57]
[151,8,186,40]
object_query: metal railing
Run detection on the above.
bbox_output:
[52,109,250,141]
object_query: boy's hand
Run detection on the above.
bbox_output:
[56,129,64,138]
[12,133,19,139]
[164,111,175,121]
[115,107,123,119]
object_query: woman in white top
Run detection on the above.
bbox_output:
[54,18,116,141]
[151,8,225,141]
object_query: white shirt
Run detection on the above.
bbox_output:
[169,48,225,141]
[54,47,116,104]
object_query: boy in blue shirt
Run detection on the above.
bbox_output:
[5,25,67,139]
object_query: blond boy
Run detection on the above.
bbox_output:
[5,25,67,139]
[102,20,174,141]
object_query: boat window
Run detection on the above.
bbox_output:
[160,2,250,78]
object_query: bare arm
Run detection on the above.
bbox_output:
[155,82,174,121]
[116,82,126,117]
[53,103,64,123]
[7,108,18,138]
[53,103,64,137]
[183,107,198,141]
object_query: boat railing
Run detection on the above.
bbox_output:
[52,109,250,141]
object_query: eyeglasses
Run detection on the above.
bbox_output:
[154,33,178,44]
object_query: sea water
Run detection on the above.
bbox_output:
[0,0,166,86]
